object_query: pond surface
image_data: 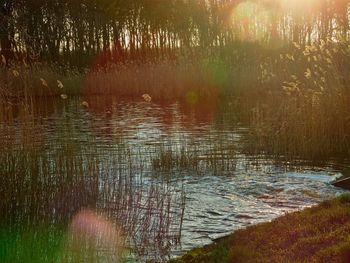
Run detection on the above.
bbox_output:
[0,97,347,262]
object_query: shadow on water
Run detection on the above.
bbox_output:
[0,96,347,262]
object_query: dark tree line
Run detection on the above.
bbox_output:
[0,0,349,67]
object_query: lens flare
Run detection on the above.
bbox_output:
[62,209,124,262]
[229,1,283,48]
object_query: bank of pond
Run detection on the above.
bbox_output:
[169,193,350,263]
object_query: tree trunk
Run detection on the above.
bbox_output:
[0,3,13,63]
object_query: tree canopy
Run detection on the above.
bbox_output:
[0,0,349,66]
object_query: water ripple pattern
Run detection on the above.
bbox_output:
[0,98,346,261]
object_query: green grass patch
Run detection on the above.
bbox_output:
[0,225,65,263]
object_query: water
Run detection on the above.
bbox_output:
[0,97,346,262]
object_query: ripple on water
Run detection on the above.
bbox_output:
[178,169,345,254]
[1,98,347,261]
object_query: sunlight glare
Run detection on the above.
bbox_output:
[281,0,320,12]
[231,2,271,42]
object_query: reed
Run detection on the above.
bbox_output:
[0,45,271,101]
[151,140,238,175]
[0,103,185,262]
[245,38,350,159]
[2,38,350,158]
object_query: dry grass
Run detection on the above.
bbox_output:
[0,47,263,101]
[245,38,350,159]
[3,39,350,160]
[170,193,350,263]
